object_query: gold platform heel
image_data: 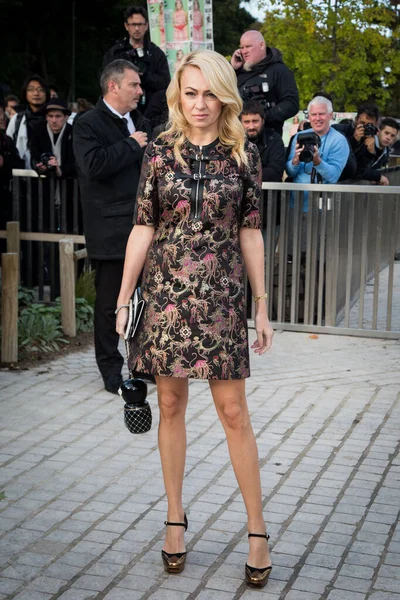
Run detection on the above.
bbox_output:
[245,532,272,588]
[161,513,188,574]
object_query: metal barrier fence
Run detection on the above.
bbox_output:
[10,170,82,300]
[259,178,400,339]
[7,169,400,339]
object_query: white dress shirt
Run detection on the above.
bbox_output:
[103,99,136,134]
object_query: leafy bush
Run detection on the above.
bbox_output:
[17,296,93,357]
[75,297,94,332]
[75,270,96,308]
[18,311,67,354]
[18,286,36,307]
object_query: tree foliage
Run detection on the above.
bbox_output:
[259,0,400,113]
[0,0,255,103]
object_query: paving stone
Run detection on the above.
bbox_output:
[369,593,400,600]
[71,574,114,591]
[327,590,367,600]
[299,564,336,581]
[374,578,400,593]
[103,591,144,600]
[26,576,68,593]
[305,553,341,569]
[58,591,101,600]
[12,592,53,600]
[0,577,23,594]
[195,591,234,600]
[292,575,328,594]
[161,575,201,593]
[339,563,375,579]
[385,553,400,567]
[334,574,371,592]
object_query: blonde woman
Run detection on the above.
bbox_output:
[116,50,274,588]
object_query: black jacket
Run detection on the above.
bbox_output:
[73,99,152,259]
[253,128,285,182]
[332,122,376,180]
[361,146,390,182]
[144,89,168,132]
[236,48,299,135]
[30,121,76,179]
[103,38,170,111]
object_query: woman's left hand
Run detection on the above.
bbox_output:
[251,313,274,355]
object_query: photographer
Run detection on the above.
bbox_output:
[286,96,349,211]
[30,99,75,179]
[103,5,170,111]
[30,99,77,236]
[240,100,285,182]
[332,104,380,181]
[231,30,299,136]
[360,118,399,185]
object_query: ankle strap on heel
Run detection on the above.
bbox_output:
[164,513,188,531]
[248,532,270,540]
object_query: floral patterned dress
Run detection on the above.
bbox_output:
[129,136,262,380]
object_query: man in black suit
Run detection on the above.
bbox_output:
[73,59,152,393]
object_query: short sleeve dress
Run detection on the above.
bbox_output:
[129,136,262,380]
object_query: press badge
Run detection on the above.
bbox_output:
[262,82,269,93]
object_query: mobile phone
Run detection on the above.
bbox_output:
[235,51,243,62]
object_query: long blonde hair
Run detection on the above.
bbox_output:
[160,50,248,167]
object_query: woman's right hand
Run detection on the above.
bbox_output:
[116,306,129,338]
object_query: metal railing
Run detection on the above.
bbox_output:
[6,170,400,339]
[10,170,82,299]
[258,177,400,339]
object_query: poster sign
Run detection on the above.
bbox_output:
[148,0,213,73]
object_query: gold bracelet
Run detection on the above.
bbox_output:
[253,293,268,302]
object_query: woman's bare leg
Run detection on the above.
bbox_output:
[209,379,271,569]
[156,376,188,554]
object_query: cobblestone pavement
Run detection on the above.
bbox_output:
[338,262,400,332]
[0,330,399,600]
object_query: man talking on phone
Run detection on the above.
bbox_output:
[231,30,299,136]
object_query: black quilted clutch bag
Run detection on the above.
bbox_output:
[119,377,152,434]
[120,287,153,434]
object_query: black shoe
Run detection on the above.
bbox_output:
[245,532,272,588]
[161,513,188,574]
[104,373,123,394]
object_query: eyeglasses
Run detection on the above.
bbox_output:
[127,22,147,27]
[27,87,46,93]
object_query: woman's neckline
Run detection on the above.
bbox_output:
[185,137,219,151]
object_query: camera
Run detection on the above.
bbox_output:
[40,152,56,170]
[297,131,321,163]
[124,47,148,74]
[363,123,378,137]
[241,83,274,112]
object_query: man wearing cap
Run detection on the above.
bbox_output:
[30,98,75,179]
